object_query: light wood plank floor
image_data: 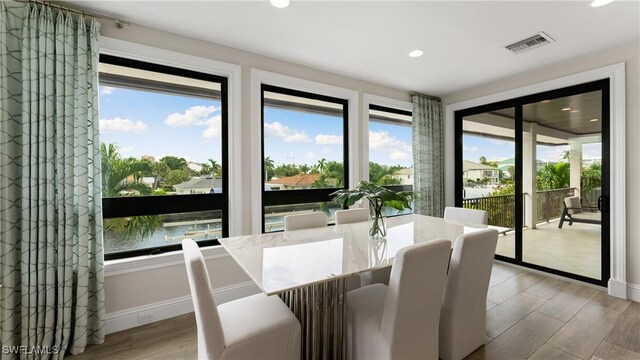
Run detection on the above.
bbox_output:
[67,263,639,360]
[497,220,601,279]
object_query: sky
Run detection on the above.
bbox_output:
[463,134,602,164]
[99,85,222,164]
[99,84,414,168]
[263,107,413,168]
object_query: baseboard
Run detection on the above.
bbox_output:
[608,278,628,299]
[627,283,640,302]
[105,281,260,334]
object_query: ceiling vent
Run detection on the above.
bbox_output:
[505,32,555,54]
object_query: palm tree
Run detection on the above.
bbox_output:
[264,156,275,182]
[208,159,222,176]
[316,158,327,173]
[368,162,402,186]
[101,143,153,197]
[537,162,570,190]
[101,143,162,241]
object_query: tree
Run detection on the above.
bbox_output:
[160,156,187,171]
[101,143,153,197]
[299,164,312,174]
[537,162,570,190]
[264,156,275,181]
[312,161,344,188]
[165,169,190,186]
[315,158,327,173]
[153,162,170,179]
[208,159,222,176]
[274,163,301,178]
[100,143,163,241]
[368,162,402,186]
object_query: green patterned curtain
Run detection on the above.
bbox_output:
[412,94,444,217]
[0,2,104,358]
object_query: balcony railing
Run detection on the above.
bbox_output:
[462,193,525,229]
[462,187,577,229]
[536,188,576,223]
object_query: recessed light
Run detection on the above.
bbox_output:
[409,49,424,58]
[541,100,551,103]
[570,110,579,113]
[591,0,615,7]
[561,107,573,111]
[590,118,599,122]
[270,0,290,8]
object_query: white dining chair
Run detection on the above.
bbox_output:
[444,206,488,225]
[283,212,327,231]
[334,208,369,225]
[347,239,451,360]
[182,239,301,360]
[439,229,498,360]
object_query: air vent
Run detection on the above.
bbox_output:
[505,32,555,54]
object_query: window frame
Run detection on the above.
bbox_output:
[100,54,229,260]
[260,84,350,233]
[367,103,414,194]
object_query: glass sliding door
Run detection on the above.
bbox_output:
[457,107,518,259]
[455,79,610,286]
[521,89,608,281]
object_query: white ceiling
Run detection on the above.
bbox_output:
[65,1,639,96]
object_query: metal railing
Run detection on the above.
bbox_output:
[462,193,525,229]
[536,188,576,223]
[462,187,578,228]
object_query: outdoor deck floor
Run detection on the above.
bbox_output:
[496,219,601,279]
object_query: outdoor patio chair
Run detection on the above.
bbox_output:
[558,196,601,228]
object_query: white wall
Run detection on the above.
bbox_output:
[441,41,640,290]
[99,23,410,319]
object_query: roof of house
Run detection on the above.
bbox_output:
[174,177,222,190]
[395,168,413,176]
[267,173,321,187]
[463,160,498,171]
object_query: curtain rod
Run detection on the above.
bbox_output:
[410,92,442,102]
[17,0,130,28]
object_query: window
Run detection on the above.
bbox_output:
[262,85,348,232]
[368,104,413,216]
[99,55,228,259]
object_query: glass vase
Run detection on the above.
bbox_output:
[369,200,387,239]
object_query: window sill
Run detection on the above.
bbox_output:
[104,244,229,277]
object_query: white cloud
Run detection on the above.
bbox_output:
[305,151,317,160]
[264,122,310,142]
[315,134,343,145]
[165,105,218,127]
[100,117,148,134]
[100,86,114,96]
[202,116,222,139]
[164,106,222,139]
[321,146,333,154]
[369,130,412,161]
[463,145,479,152]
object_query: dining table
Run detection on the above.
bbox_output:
[218,214,492,360]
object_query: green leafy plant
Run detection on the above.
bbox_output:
[331,181,414,238]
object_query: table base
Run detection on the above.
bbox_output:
[279,278,347,360]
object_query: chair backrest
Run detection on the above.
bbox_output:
[381,239,451,359]
[439,229,499,360]
[564,196,582,214]
[334,208,368,225]
[444,206,488,225]
[284,212,327,231]
[182,239,225,360]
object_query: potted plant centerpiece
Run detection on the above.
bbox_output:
[331,181,414,239]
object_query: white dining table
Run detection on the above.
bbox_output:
[219,214,490,360]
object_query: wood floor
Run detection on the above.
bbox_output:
[67,263,639,360]
[497,220,601,279]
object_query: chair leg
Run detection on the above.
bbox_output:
[558,208,567,228]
